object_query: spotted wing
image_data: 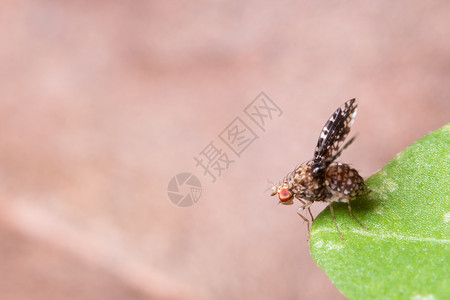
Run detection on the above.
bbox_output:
[313,98,357,164]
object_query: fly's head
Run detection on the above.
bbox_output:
[270,182,294,205]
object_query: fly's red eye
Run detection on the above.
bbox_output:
[278,188,292,202]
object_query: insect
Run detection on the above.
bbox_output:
[270,98,368,240]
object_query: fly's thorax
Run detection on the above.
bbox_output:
[324,162,367,201]
[290,162,325,201]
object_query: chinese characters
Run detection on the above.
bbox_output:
[194,92,282,183]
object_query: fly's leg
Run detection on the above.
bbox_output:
[347,201,368,230]
[296,209,311,232]
[296,200,314,235]
[307,206,314,221]
[329,202,344,241]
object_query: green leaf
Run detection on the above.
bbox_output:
[310,123,450,300]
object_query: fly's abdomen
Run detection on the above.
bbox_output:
[324,162,367,202]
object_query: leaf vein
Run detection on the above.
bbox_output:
[314,228,450,244]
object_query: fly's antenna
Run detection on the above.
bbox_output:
[264,179,276,194]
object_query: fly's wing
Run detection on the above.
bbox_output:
[313,98,358,165]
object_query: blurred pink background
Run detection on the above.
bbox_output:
[0,1,449,299]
